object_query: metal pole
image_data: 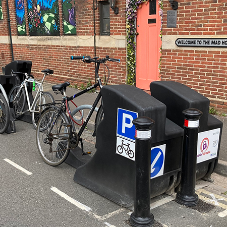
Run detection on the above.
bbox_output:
[176,108,202,207]
[93,0,97,81]
[130,116,155,227]
[6,0,14,62]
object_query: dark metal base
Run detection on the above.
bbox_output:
[6,108,16,134]
[130,212,154,227]
[176,192,198,207]
[18,113,33,124]
[65,147,91,169]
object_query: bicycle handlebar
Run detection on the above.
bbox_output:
[70,55,120,63]
[108,57,120,63]
[11,71,34,79]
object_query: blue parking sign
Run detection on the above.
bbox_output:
[117,108,138,141]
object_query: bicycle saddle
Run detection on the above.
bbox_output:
[41,69,54,74]
[52,82,70,92]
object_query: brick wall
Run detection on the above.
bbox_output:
[161,0,227,112]
[0,0,127,87]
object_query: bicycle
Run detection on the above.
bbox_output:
[36,55,120,166]
[0,84,10,133]
[8,69,55,129]
[117,140,134,158]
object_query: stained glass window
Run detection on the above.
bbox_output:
[62,0,76,35]
[27,0,60,36]
[15,0,26,35]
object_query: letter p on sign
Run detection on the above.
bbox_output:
[122,113,133,133]
[117,108,138,141]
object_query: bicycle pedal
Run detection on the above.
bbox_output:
[62,123,71,127]
[82,151,91,155]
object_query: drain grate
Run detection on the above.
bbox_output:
[126,219,164,227]
[189,199,215,213]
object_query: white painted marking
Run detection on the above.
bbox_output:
[51,187,91,212]
[127,196,174,215]
[122,113,133,133]
[209,194,224,206]
[150,196,174,210]
[93,208,125,221]
[151,151,161,173]
[197,188,227,210]
[104,222,116,227]
[4,158,32,175]
[218,210,227,218]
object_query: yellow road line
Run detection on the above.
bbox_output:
[197,188,227,217]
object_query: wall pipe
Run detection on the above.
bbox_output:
[6,0,14,62]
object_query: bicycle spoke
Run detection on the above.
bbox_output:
[36,108,70,166]
[0,93,10,133]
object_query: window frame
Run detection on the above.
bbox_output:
[99,1,110,36]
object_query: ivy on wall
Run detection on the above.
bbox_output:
[126,0,163,86]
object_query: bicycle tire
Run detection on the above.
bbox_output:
[94,104,104,135]
[36,107,71,166]
[32,92,54,129]
[117,145,123,154]
[0,93,10,133]
[127,149,134,159]
[8,85,26,119]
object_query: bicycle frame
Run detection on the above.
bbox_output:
[65,60,104,138]
[65,80,102,138]
[13,73,47,114]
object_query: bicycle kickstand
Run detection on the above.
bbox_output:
[79,138,91,155]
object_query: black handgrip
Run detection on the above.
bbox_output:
[71,56,84,60]
[108,58,120,63]
[11,71,24,75]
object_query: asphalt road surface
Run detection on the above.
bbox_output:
[0,112,227,226]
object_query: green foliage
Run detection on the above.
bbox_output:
[80,83,85,90]
[209,107,217,115]
[86,79,95,93]
[0,1,3,20]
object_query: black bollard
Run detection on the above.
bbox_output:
[176,108,202,207]
[130,116,155,227]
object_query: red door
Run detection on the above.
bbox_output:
[136,0,162,90]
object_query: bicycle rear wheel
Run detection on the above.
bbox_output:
[32,92,54,129]
[36,108,71,166]
[0,93,10,133]
[8,85,26,119]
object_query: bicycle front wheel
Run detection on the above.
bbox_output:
[0,93,10,133]
[94,104,104,135]
[32,92,54,129]
[36,108,70,166]
[8,85,26,119]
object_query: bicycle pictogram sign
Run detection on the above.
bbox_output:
[117,139,134,159]
[116,137,135,161]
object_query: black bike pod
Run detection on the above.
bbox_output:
[150,81,223,181]
[74,85,183,207]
